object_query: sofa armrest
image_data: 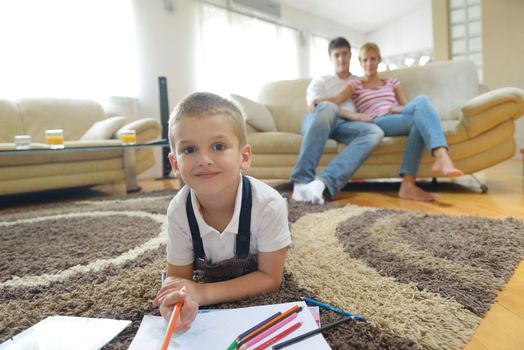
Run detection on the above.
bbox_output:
[461,87,524,138]
[116,118,161,143]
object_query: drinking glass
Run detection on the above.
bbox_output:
[45,129,64,149]
[120,130,137,145]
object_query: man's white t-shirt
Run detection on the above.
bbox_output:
[306,74,358,114]
[166,175,291,266]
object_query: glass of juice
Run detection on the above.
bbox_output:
[45,129,64,149]
[120,129,137,145]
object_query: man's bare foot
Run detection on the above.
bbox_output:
[399,178,437,201]
[431,148,464,177]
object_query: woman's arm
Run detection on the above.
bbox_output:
[338,109,373,123]
[389,82,407,114]
[324,84,354,105]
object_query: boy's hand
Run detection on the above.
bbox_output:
[157,286,199,335]
[154,277,204,305]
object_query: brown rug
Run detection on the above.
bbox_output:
[1,190,523,349]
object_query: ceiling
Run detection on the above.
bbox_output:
[278,0,429,33]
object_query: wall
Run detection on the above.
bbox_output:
[131,0,367,177]
[367,1,433,57]
[431,0,449,61]
[482,0,524,154]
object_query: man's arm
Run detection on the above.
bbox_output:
[306,78,325,112]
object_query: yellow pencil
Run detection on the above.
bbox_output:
[160,301,183,350]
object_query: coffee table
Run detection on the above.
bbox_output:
[0,139,170,192]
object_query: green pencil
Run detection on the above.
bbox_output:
[226,339,237,350]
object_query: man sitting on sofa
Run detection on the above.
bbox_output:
[291,37,384,204]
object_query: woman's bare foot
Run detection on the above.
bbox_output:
[431,148,464,177]
[399,176,437,201]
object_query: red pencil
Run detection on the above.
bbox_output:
[253,321,303,350]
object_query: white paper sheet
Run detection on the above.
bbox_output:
[129,301,331,349]
[0,316,131,350]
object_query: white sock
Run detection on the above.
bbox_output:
[308,179,326,205]
[292,183,309,202]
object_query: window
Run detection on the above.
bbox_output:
[0,0,138,101]
[197,4,300,100]
[449,0,483,81]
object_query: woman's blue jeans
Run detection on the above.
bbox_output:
[372,95,447,176]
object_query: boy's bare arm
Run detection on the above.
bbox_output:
[197,247,288,306]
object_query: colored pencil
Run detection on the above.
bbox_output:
[160,301,183,350]
[272,316,353,349]
[236,305,301,348]
[237,311,282,341]
[253,321,302,350]
[238,313,298,350]
[302,297,367,322]
[226,339,238,350]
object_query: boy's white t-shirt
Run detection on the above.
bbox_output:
[306,74,358,114]
[166,175,291,266]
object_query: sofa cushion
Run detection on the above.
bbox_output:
[379,60,479,121]
[258,79,310,134]
[230,94,277,132]
[0,99,23,143]
[17,98,107,142]
[80,116,128,141]
[248,131,338,154]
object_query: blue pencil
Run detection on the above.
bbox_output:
[302,297,367,323]
[237,311,282,341]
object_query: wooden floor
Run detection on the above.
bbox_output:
[27,158,524,350]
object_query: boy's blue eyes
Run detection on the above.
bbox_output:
[182,143,226,154]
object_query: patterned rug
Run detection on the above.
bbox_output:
[1,190,524,350]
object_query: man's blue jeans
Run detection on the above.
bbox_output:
[372,95,447,176]
[290,101,384,198]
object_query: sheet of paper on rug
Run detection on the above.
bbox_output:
[129,301,330,350]
[0,316,131,350]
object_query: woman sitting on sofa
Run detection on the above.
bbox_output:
[322,42,463,201]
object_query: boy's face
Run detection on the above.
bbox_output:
[169,114,251,198]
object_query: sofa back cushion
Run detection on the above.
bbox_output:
[258,79,310,133]
[17,98,107,142]
[0,99,23,142]
[379,59,479,121]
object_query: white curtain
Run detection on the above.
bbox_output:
[197,4,300,100]
[0,0,138,101]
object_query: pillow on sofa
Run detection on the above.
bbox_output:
[80,116,128,141]
[230,94,277,132]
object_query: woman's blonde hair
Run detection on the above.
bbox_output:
[359,42,382,62]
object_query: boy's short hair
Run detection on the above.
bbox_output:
[328,37,351,56]
[359,42,382,62]
[168,92,247,152]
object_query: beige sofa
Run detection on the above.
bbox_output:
[242,60,524,188]
[0,98,161,196]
